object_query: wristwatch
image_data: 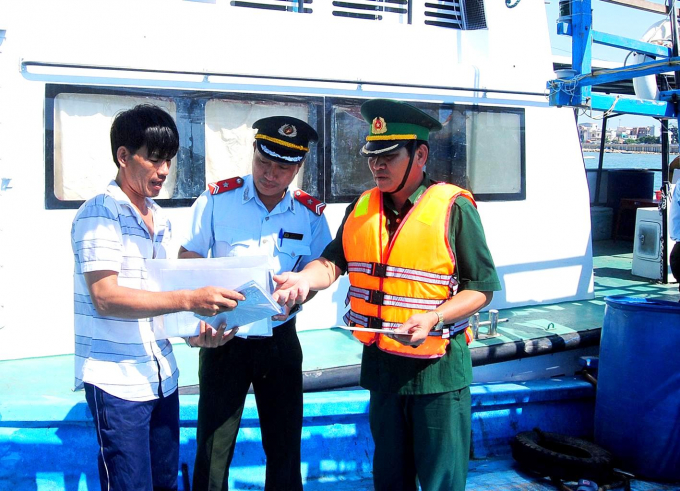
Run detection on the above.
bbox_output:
[432,310,445,331]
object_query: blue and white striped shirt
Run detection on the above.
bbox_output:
[71,180,179,402]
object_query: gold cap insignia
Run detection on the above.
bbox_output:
[372,117,387,135]
[278,124,298,138]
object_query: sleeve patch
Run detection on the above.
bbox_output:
[294,189,326,216]
[208,177,244,195]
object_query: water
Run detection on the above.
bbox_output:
[584,151,664,190]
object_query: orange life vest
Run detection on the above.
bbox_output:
[342,183,475,359]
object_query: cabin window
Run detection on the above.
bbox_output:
[204,98,319,192]
[49,92,180,204]
[324,98,524,203]
[45,85,322,209]
[466,109,524,197]
[46,86,203,208]
[44,85,521,209]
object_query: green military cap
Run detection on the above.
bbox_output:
[252,116,318,164]
[360,99,443,156]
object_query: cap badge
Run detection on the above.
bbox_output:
[278,124,298,138]
[372,117,387,135]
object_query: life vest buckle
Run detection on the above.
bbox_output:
[371,263,388,277]
[368,290,385,305]
[366,316,383,329]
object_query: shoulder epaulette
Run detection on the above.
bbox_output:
[208,176,244,195]
[293,189,326,216]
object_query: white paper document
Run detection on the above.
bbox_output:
[146,256,279,339]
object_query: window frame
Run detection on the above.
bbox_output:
[44,84,524,209]
[322,96,526,203]
[466,105,526,202]
[44,84,324,209]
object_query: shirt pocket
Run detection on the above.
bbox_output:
[213,226,254,257]
[275,239,311,264]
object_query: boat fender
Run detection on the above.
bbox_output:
[511,428,614,483]
[628,19,677,100]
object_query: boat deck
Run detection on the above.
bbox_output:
[0,240,678,490]
[282,458,680,491]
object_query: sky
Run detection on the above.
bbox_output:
[544,0,668,132]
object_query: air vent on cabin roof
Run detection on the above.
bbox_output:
[231,0,313,13]
[332,0,408,21]
[425,0,487,30]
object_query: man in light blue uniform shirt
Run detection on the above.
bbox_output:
[179,116,332,491]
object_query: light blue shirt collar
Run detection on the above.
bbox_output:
[241,174,297,215]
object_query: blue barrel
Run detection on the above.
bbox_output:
[595,296,680,482]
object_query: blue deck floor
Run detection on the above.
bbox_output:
[266,459,680,491]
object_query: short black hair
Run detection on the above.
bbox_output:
[110,104,180,167]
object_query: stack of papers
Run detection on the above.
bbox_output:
[145,256,280,339]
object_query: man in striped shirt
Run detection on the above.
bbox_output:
[71,105,243,491]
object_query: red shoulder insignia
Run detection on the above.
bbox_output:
[208,176,244,195]
[294,189,326,216]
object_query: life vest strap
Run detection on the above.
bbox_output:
[344,310,397,329]
[344,310,469,339]
[348,286,444,309]
[347,261,457,288]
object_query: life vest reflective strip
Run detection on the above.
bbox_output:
[342,183,475,359]
[346,262,458,287]
[348,285,444,309]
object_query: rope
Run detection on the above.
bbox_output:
[602,95,621,118]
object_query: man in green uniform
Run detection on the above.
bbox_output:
[273,99,501,491]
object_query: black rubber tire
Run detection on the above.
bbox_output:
[511,429,614,482]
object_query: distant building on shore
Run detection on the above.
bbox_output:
[631,126,654,139]
[578,122,655,144]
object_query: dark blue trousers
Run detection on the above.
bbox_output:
[85,383,180,491]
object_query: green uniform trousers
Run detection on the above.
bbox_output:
[369,387,471,491]
[192,319,303,491]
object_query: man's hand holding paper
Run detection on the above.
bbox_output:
[195,281,282,330]
[188,286,245,317]
[186,321,239,348]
